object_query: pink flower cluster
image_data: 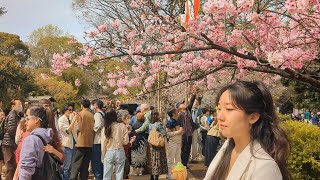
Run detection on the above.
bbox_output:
[51,53,72,76]
[113,88,129,95]
[74,55,93,66]
[50,0,320,95]
[75,79,81,87]
[203,0,236,17]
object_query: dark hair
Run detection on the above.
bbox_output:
[29,106,62,152]
[39,99,51,106]
[29,106,49,128]
[81,99,90,108]
[104,109,118,139]
[151,111,160,124]
[95,100,104,110]
[61,103,71,115]
[212,81,290,180]
[167,108,178,118]
[201,108,209,115]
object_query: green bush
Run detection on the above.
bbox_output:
[278,113,292,122]
[282,121,320,180]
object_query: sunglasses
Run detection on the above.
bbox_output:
[26,115,43,121]
[68,108,73,111]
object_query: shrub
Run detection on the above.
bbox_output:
[278,113,292,122]
[282,121,320,180]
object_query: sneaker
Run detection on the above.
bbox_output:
[130,167,138,176]
[138,167,143,176]
[186,166,191,170]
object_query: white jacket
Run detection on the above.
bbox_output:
[58,115,77,149]
[93,111,104,144]
[204,139,283,180]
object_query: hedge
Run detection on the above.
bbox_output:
[279,117,320,180]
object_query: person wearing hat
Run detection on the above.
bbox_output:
[177,88,198,170]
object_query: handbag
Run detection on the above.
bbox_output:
[148,128,165,147]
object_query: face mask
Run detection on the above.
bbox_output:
[90,105,94,111]
[16,105,23,113]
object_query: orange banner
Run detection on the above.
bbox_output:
[185,1,190,29]
[194,0,200,18]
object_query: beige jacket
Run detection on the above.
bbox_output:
[76,109,94,147]
[101,122,129,161]
[204,139,282,180]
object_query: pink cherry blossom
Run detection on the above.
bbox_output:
[111,19,121,29]
[237,0,254,12]
[267,51,285,68]
[75,79,81,87]
[74,55,93,66]
[113,88,129,95]
[49,0,320,94]
[51,53,72,76]
[98,24,108,32]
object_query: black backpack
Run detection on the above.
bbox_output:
[32,134,62,180]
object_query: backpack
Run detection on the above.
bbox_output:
[32,134,62,180]
[148,127,165,147]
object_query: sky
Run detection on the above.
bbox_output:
[0,0,88,42]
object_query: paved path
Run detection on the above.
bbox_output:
[127,162,207,180]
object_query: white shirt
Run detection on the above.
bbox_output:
[58,115,78,149]
[204,139,282,180]
[93,110,104,144]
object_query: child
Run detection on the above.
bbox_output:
[166,108,183,180]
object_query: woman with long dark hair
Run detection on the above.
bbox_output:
[204,81,290,180]
[101,109,129,180]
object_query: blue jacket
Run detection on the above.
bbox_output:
[19,128,53,180]
[311,114,319,125]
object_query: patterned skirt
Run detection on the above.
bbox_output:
[131,139,147,168]
[150,146,168,175]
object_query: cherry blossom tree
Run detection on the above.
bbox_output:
[56,0,320,96]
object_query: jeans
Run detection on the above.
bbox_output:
[92,144,103,180]
[70,147,92,180]
[62,147,75,180]
[103,148,126,180]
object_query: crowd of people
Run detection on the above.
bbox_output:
[291,110,320,126]
[0,87,223,180]
[0,80,295,180]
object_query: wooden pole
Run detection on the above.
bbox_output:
[157,71,161,112]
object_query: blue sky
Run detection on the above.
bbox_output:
[0,0,87,42]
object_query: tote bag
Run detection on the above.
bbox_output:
[148,128,165,147]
